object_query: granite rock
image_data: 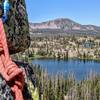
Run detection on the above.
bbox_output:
[0,0,30,54]
[0,61,37,100]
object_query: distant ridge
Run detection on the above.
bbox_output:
[29,18,100,35]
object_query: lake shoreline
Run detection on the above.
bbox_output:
[29,54,100,62]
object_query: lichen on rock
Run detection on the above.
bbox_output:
[0,0,30,54]
[0,61,39,100]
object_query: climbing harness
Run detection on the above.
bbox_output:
[0,18,24,100]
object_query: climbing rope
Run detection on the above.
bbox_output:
[0,19,24,100]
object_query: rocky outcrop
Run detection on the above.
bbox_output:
[0,61,37,100]
[0,77,13,100]
[0,0,30,54]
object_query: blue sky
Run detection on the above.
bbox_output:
[25,0,100,26]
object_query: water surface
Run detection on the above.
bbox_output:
[32,59,100,80]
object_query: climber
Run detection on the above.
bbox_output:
[2,0,10,22]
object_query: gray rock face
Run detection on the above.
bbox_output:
[0,76,13,100]
[0,61,36,100]
[0,0,30,54]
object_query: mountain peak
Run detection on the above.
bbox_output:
[29,18,100,35]
[30,18,79,30]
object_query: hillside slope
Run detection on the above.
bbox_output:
[29,18,100,35]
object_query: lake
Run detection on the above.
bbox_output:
[32,59,100,80]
